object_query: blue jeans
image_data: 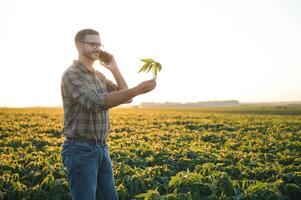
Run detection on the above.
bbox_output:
[61,142,118,200]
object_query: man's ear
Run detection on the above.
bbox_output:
[75,42,82,52]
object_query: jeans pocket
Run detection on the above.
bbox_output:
[74,145,96,158]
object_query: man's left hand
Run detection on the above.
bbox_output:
[100,55,119,72]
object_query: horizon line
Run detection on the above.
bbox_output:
[1,99,301,108]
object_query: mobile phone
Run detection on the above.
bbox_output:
[98,50,112,65]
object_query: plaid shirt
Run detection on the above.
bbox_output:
[61,60,118,142]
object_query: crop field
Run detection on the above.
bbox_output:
[0,106,301,200]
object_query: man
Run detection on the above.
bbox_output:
[61,28,156,200]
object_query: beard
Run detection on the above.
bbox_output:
[83,50,99,61]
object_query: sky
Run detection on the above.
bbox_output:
[0,0,300,107]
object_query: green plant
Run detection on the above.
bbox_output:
[138,58,162,78]
[1,107,301,199]
[135,188,161,200]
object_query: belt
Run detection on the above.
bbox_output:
[64,138,106,146]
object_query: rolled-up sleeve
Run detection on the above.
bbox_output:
[105,79,118,92]
[62,71,106,111]
[95,71,118,92]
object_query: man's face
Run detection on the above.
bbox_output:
[79,34,102,60]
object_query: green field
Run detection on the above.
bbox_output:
[0,106,301,199]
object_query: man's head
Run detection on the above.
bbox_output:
[75,29,102,60]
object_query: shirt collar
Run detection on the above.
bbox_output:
[73,60,95,74]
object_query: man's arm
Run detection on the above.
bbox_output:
[111,68,133,104]
[101,56,132,102]
[104,78,156,109]
[63,70,156,111]
[111,68,128,90]
[101,55,129,90]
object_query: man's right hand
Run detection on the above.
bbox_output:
[136,78,157,94]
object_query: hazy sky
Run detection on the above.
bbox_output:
[0,0,300,107]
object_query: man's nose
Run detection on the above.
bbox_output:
[93,45,99,49]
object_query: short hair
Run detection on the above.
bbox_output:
[74,29,99,44]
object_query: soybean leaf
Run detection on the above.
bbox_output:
[140,58,156,63]
[152,66,159,77]
[138,63,151,73]
[147,63,154,73]
[156,62,162,71]
[138,58,162,77]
